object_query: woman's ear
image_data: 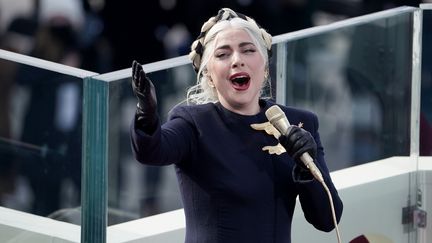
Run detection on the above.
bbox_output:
[203,68,215,87]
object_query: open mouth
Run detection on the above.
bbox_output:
[230,73,251,91]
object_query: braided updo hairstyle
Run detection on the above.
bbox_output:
[186,8,273,105]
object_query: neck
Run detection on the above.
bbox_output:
[219,100,261,116]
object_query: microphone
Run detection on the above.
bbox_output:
[265,105,324,182]
[266,106,343,243]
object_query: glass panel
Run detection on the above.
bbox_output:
[0,60,83,223]
[274,11,414,171]
[104,64,195,225]
[420,7,432,156]
[419,5,432,243]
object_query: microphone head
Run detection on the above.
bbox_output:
[265,105,291,135]
[265,105,290,126]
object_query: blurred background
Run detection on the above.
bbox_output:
[0,0,428,71]
[1,0,431,227]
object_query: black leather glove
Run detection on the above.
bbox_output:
[132,60,158,132]
[279,126,317,164]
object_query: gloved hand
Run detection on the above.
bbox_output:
[279,126,317,165]
[132,60,158,131]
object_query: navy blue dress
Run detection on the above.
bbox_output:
[130,99,343,243]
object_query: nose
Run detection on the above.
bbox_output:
[231,52,244,68]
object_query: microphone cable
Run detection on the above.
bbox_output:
[313,169,342,243]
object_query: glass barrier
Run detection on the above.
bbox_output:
[420,5,432,157]
[419,4,432,243]
[272,8,415,171]
[0,49,97,242]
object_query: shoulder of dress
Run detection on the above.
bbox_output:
[275,105,318,127]
[168,103,216,120]
[274,104,313,116]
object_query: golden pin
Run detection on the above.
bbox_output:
[250,122,286,155]
[250,122,281,139]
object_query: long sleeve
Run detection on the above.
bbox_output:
[130,113,197,166]
[290,111,343,232]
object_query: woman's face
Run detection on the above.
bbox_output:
[206,27,266,115]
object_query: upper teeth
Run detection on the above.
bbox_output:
[233,76,248,81]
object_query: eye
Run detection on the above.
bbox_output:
[215,53,226,58]
[215,51,230,59]
[243,48,257,54]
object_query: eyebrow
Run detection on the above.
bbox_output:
[215,42,255,50]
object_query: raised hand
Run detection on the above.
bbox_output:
[131,60,158,131]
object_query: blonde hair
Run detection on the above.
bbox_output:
[187,8,272,105]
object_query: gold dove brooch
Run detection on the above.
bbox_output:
[250,121,304,155]
[250,122,286,155]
